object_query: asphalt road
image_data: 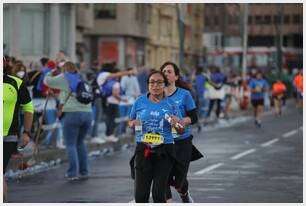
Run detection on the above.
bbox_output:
[8,104,303,203]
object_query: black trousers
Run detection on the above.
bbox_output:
[104,103,118,136]
[134,146,174,203]
[3,142,17,174]
[165,137,193,199]
[207,99,222,118]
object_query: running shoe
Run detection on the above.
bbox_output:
[180,191,194,203]
[105,135,119,142]
[90,137,106,144]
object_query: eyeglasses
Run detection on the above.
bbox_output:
[149,81,165,86]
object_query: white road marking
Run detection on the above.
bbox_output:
[194,188,225,191]
[261,138,279,147]
[230,149,256,160]
[194,163,224,175]
[282,129,298,138]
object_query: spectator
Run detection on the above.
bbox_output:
[44,61,92,180]
[96,63,136,143]
[206,67,226,119]
[136,66,149,95]
[118,67,141,136]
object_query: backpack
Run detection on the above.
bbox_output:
[75,81,94,104]
[64,72,93,104]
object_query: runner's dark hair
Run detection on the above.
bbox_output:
[159,61,193,93]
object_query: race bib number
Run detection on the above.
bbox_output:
[255,85,262,92]
[142,133,164,144]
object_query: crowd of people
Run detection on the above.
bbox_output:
[3,51,303,202]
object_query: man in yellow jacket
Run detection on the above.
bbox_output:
[3,57,34,202]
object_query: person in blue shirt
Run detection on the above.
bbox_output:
[248,70,269,128]
[160,62,203,203]
[128,70,184,203]
[206,66,226,119]
[193,66,206,120]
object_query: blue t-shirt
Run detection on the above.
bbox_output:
[210,72,225,86]
[129,94,182,145]
[248,78,269,100]
[168,87,196,141]
[193,74,206,97]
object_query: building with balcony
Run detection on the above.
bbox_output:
[203,3,302,72]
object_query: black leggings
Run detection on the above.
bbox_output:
[166,178,189,198]
[3,142,17,174]
[104,103,118,136]
[166,137,193,199]
[134,150,174,203]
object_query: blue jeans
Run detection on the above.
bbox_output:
[44,109,62,145]
[90,98,101,137]
[118,105,132,136]
[63,112,92,177]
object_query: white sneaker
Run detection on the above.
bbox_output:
[90,137,106,144]
[56,144,66,149]
[105,135,119,143]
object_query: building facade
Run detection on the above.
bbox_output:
[203,3,303,72]
[83,3,148,69]
[3,3,80,63]
[4,3,204,72]
[146,3,204,71]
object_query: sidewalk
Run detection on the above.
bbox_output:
[6,100,278,176]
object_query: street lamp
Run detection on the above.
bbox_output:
[241,3,248,80]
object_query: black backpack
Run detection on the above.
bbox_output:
[75,81,94,104]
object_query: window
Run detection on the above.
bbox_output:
[293,14,301,24]
[205,16,210,26]
[274,15,280,24]
[284,15,290,24]
[214,16,219,25]
[19,4,49,56]
[146,4,152,23]
[94,4,116,19]
[3,6,11,54]
[136,4,146,22]
[60,5,70,53]
[228,15,233,24]
[248,16,253,24]
[255,15,262,24]
[263,15,271,24]
[233,14,239,24]
[160,16,172,39]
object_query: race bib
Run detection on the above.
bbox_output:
[255,85,262,92]
[142,133,164,144]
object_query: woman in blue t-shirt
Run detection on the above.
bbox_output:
[128,70,184,203]
[248,71,269,128]
[160,62,204,203]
